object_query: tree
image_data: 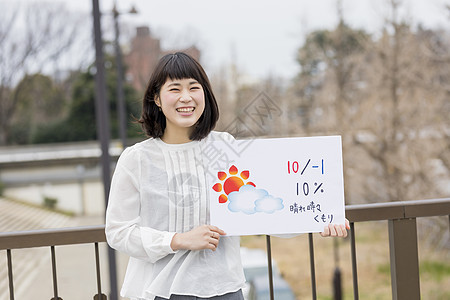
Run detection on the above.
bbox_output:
[295,10,369,133]
[32,53,141,144]
[295,11,369,202]
[293,0,450,204]
[353,0,450,202]
[9,73,68,144]
[0,1,81,145]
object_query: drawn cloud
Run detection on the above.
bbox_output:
[255,195,284,213]
[227,185,284,215]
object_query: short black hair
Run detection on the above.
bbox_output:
[139,52,219,141]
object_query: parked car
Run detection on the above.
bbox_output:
[250,275,295,300]
[240,247,295,300]
[240,247,280,281]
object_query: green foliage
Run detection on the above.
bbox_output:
[420,260,450,282]
[377,260,450,282]
[297,21,369,78]
[377,263,390,275]
[9,73,68,144]
[32,54,142,144]
[43,196,58,209]
[0,181,4,196]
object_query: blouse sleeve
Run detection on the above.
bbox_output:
[105,147,177,263]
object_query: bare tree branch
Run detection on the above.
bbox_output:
[0,1,84,145]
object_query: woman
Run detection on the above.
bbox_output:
[105,52,348,300]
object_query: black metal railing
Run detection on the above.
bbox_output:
[264,198,450,300]
[1,198,449,300]
[0,226,107,300]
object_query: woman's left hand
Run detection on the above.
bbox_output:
[320,218,350,238]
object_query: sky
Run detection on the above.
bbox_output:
[16,0,450,80]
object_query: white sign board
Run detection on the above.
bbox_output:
[204,136,345,236]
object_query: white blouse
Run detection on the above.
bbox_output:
[105,131,245,300]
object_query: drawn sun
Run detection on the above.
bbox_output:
[212,165,256,203]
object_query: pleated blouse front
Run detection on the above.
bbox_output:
[105,131,245,300]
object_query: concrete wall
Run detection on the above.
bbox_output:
[0,141,122,216]
[4,180,105,216]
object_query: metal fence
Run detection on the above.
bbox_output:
[1,198,449,300]
[0,226,106,300]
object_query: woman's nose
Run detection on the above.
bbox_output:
[179,90,192,102]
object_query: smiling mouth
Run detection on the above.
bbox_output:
[176,107,195,112]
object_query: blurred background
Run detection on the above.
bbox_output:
[0,0,449,299]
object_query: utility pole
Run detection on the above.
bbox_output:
[113,3,127,149]
[92,0,118,299]
[112,1,137,149]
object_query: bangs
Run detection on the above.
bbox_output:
[163,53,204,82]
[140,52,219,141]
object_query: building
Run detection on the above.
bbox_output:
[124,26,201,92]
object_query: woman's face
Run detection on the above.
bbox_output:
[156,77,205,138]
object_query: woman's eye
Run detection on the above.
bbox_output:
[170,88,179,92]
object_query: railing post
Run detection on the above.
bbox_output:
[388,218,420,300]
[332,239,342,300]
[308,233,317,300]
[50,245,62,300]
[349,222,359,300]
[7,249,15,300]
[266,235,274,300]
[94,242,107,300]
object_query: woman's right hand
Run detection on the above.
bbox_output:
[170,225,226,251]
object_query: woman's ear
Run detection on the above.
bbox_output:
[154,96,161,107]
[154,96,163,112]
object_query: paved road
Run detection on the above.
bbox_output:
[0,198,128,300]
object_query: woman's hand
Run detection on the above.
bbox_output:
[170,225,226,251]
[320,219,350,238]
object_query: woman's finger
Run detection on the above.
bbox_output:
[320,223,348,238]
[210,226,226,236]
[329,224,338,236]
[209,236,219,250]
[320,224,330,237]
[210,232,220,240]
[336,224,346,237]
[340,224,348,238]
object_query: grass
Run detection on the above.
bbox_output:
[240,221,450,299]
[420,260,450,282]
[378,260,450,282]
